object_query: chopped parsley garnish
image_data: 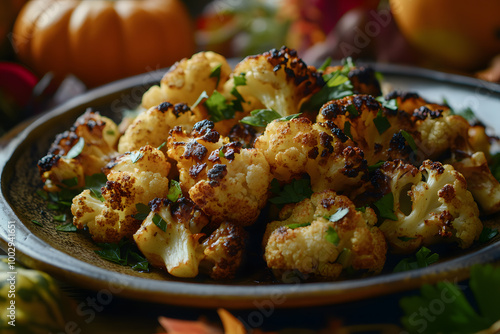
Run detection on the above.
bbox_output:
[64,137,85,159]
[61,177,79,188]
[52,214,67,222]
[325,207,349,223]
[130,151,143,163]
[153,214,167,232]
[95,239,149,272]
[343,121,352,139]
[393,246,439,272]
[373,192,397,221]
[240,109,282,127]
[132,203,151,221]
[279,113,302,121]
[287,222,311,229]
[191,91,209,109]
[55,222,77,232]
[400,130,418,153]
[269,177,313,205]
[106,130,116,136]
[233,72,247,86]
[478,227,498,243]
[85,173,107,202]
[210,63,222,89]
[32,220,43,227]
[318,57,332,72]
[205,91,235,122]
[346,103,358,116]
[325,226,340,246]
[373,110,391,134]
[167,180,182,202]
[157,141,166,150]
[368,160,385,172]
[375,96,398,111]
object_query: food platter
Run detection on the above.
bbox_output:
[1,63,500,309]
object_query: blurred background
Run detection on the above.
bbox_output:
[1,0,500,136]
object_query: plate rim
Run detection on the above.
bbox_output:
[1,63,500,309]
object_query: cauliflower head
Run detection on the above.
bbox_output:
[38,109,120,191]
[141,51,231,109]
[375,160,483,253]
[254,116,368,194]
[118,102,206,153]
[71,145,170,243]
[133,198,246,279]
[167,120,272,225]
[224,46,321,117]
[451,151,500,215]
[263,189,387,279]
[317,95,416,165]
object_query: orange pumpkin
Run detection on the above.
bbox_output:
[390,0,500,71]
[12,0,195,87]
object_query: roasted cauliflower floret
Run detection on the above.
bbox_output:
[452,152,500,215]
[254,117,367,194]
[71,145,170,243]
[167,120,272,225]
[118,102,206,153]
[141,51,231,109]
[375,160,483,253]
[133,198,246,279]
[263,190,387,279]
[224,46,321,117]
[317,95,416,165]
[38,109,120,191]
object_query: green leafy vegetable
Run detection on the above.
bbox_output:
[375,96,398,111]
[61,177,79,188]
[400,130,418,153]
[130,151,144,163]
[153,214,167,232]
[373,192,397,221]
[269,178,313,205]
[325,226,340,246]
[52,214,67,222]
[278,113,302,121]
[325,207,349,223]
[157,141,166,150]
[346,103,358,116]
[132,203,150,221]
[95,239,150,272]
[343,121,352,139]
[287,222,311,229]
[393,247,439,272]
[32,220,42,227]
[478,227,498,243]
[205,91,235,122]
[167,180,182,202]
[55,222,77,232]
[209,63,222,89]
[64,137,85,159]
[368,161,385,172]
[85,173,107,202]
[318,57,332,72]
[400,264,500,334]
[192,91,209,109]
[240,109,282,127]
[373,110,391,134]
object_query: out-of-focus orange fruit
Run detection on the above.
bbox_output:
[390,0,500,70]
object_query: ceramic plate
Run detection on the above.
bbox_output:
[1,64,500,308]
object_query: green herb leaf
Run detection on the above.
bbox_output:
[61,177,79,188]
[373,110,391,134]
[337,248,352,266]
[355,207,366,213]
[278,113,302,121]
[269,177,313,205]
[325,207,349,223]
[346,104,358,116]
[393,247,439,272]
[302,68,354,111]
[318,57,332,72]
[192,91,209,109]
[32,220,43,226]
[153,214,167,232]
[400,130,418,153]
[130,151,144,163]
[240,109,282,127]
[132,203,150,221]
[55,222,77,232]
[478,227,498,243]
[344,121,352,139]
[106,130,116,136]
[325,226,340,246]
[373,192,398,221]
[400,264,500,334]
[95,239,150,272]
[489,152,500,182]
[85,173,107,202]
[157,142,166,150]
[167,180,182,202]
[36,189,48,201]
[368,161,385,172]
[209,63,222,89]
[287,222,311,229]
[53,214,67,222]
[375,96,398,111]
[205,91,235,122]
[233,73,247,86]
[64,137,85,159]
